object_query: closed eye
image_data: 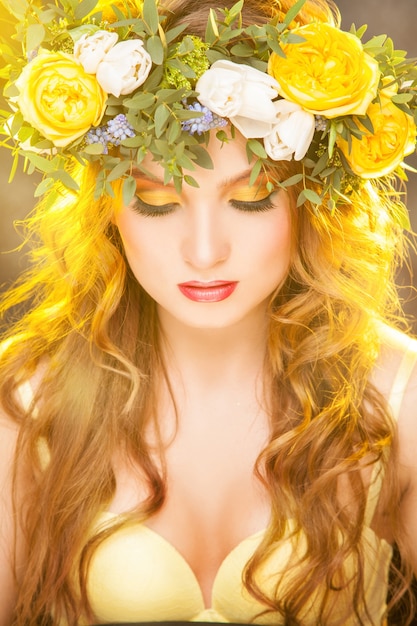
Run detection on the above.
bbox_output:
[131,195,178,217]
[229,192,277,213]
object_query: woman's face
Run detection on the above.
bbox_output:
[115,132,293,332]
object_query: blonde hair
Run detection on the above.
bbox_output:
[0,0,414,624]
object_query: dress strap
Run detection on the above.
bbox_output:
[364,337,417,526]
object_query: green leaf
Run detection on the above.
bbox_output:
[247,139,267,159]
[121,135,146,148]
[106,159,131,182]
[280,173,303,187]
[50,170,80,191]
[143,65,164,91]
[167,120,182,144]
[142,0,159,35]
[26,24,45,53]
[164,23,188,44]
[21,151,55,173]
[283,0,307,26]
[363,34,387,50]
[189,145,214,170]
[122,175,136,206]
[184,174,199,187]
[154,104,170,138]
[147,35,164,65]
[230,43,254,57]
[74,0,99,20]
[205,8,219,44]
[302,188,322,206]
[34,177,55,197]
[249,158,262,186]
[328,122,338,159]
[124,92,156,109]
[7,151,19,183]
[83,143,105,155]
[392,93,414,104]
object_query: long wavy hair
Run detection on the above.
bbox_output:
[0,0,415,624]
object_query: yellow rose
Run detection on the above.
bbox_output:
[268,23,380,118]
[88,0,143,21]
[337,96,417,178]
[16,51,107,147]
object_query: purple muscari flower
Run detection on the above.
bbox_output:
[106,114,135,143]
[182,102,227,135]
[86,114,135,154]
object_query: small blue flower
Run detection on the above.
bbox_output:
[86,114,135,154]
[106,114,135,144]
[182,102,227,135]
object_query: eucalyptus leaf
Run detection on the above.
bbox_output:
[122,176,137,206]
[50,170,80,191]
[154,104,171,138]
[34,177,55,197]
[74,0,99,20]
[249,158,262,186]
[283,0,307,26]
[124,92,156,109]
[392,93,414,104]
[142,0,159,35]
[147,36,164,65]
[26,24,45,52]
[280,173,303,187]
[83,143,105,155]
[106,159,132,182]
[247,139,267,159]
[184,174,199,187]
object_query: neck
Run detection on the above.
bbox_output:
[157,306,269,387]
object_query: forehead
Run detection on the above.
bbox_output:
[138,130,255,188]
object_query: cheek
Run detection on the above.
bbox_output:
[256,209,293,271]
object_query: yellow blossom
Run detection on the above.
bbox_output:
[268,23,380,118]
[337,95,417,178]
[16,51,107,147]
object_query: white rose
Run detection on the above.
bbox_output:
[263,100,316,161]
[95,40,152,97]
[74,30,119,74]
[196,60,280,138]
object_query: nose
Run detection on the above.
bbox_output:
[181,203,230,270]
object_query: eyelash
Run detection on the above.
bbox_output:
[131,197,177,217]
[131,192,277,217]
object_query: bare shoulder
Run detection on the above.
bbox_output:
[373,324,417,573]
[372,323,417,466]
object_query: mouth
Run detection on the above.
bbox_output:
[177,281,238,302]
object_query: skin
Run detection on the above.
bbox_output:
[0,133,417,621]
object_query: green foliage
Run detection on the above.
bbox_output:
[0,0,415,224]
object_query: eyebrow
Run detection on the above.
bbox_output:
[132,167,261,189]
[220,169,260,188]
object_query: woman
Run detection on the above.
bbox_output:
[0,0,416,624]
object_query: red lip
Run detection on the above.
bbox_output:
[177,281,238,302]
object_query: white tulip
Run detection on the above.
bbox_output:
[74,30,118,74]
[264,100,316,161]
[196,60,280,138]
[95,40,152,98]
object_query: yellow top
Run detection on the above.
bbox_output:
[16,337,417,625]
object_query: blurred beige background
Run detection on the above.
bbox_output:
[0,0,416,328]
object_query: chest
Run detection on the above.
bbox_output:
[110,408,271,605]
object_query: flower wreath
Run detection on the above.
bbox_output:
[0,0,416,216]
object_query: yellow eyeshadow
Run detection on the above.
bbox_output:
[229,185,271,202]
[135,188,179,206]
